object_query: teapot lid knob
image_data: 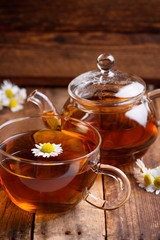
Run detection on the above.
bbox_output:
[97,53,115,74]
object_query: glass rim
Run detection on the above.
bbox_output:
[68,79,146,107]
[0,115,102,166]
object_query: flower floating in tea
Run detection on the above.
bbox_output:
[134,159,160,195]
[0,80,27,112]
[31,143,63,158]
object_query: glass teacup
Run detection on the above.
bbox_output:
[0,115,131,214]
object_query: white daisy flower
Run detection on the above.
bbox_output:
[31,142,63,158]
[134,159,160,195]
[1,80,20,100]
[134,160,154,190]
[0,80,27,112]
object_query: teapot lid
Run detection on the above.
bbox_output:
[68,53,146,105]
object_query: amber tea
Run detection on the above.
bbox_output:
[0,128,97,214]
[63,96,158,166]
[0,115,132,212]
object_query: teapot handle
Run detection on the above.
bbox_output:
[147,89,160,127]
[147,89,160,100]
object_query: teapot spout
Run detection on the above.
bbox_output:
[27,89,58,115]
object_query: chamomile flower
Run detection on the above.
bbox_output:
[2,96,23,112]
[8,98,23,112]
[134,159,154,190]
[0,80,27,112]
[31,143,63,158]
[1,80,19,100]
[134,159,160,195]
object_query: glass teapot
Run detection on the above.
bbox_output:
[28,53,160,166]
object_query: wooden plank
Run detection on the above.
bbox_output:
[33,175,106,240]
[0,0,160,33]
[0,189,33,240]
[0,32,160,86]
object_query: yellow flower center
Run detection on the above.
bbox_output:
[5,89,14,98]
[153,177,160,189]
[9,99,18,108]
[144,174,152,186]
[0,100,2,107]
[41,143,54,153]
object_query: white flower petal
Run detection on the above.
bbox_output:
[139,183,145,189]
[155,189,160,195]
[19,88,27,102]
[12,85,20,94]
[2,97,10,107]
[35,144,42,149]
[151,167,160,178]
[10,104,23,112]
[145,185,156,192]
[135,159,147,173]
[1,80,12,90]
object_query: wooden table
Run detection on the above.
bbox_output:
[0,87,160,240]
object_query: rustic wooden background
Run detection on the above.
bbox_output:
[0,0,160,87]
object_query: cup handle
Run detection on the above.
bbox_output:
[84,164,131,210]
